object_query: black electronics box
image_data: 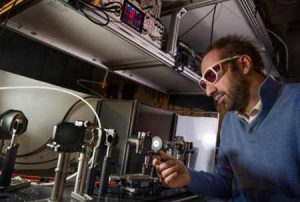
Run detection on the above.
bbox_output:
[96,100,177,175]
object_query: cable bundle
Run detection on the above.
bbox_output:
[71,0,122,26]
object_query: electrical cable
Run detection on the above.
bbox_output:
[13,95,102,187]
[0,87,102,148]
[12,173,54,182]
[97,1,123,12]
[267,28,289,73]
[73,0,122,27]
[77,1,110,26]
[77,79,106,98]
[3,86,101,127]
[0,0,18,48]
[16,95,100,158]
[16,138,51,158]
[210,3,218,45]
[37,174,118,187]
[15,158,58,165]
[15,157,78,165]
[38,171,78,186]
[13,94,101,175]
[10,94,100,185]
[62,95,100,122]
[179,6,215,39]
[77,0,122,12]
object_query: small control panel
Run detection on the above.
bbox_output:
[121,0,145,33]
[97,0,164,49]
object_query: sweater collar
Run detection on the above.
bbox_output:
[258,76,283,113]
[233,76,283,125]
[247,76,284,126]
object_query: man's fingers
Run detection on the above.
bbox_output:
[153,151,181,186]
[158,150,176,161]
[156,159,177,174]
[153,151,176,168]
[161,164,179,179]
[152,155,161,167]
[164,171,178,187]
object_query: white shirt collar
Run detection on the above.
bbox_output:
[235,100,262,124]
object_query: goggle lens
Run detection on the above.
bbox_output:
[199,79,207,91]
[204,69,217,83]
[199,56,240,92]
[212,64,221,72]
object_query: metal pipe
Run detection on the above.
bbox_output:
[186,153,192,168]
[98,146,112,197]
[74,152,86,193]
[84,129,103,195]
[50,152,70,202]
[237,0,273,56]
[79,148,91,193]
[71,148,93,201]
[166,8,187,56]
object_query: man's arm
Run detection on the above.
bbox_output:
[153,147,233,199]
[187,146,233,199]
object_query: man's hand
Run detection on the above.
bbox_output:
[153,150,191,188]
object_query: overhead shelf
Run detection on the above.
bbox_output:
[7,0,201,94]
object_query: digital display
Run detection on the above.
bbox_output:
[121,0,144,33]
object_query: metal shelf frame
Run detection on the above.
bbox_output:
[7,0,202,94]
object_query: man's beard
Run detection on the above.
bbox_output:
[224,75,249,111]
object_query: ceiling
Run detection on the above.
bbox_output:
[161,0,300,82]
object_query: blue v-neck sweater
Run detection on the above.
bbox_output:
[187,77,300,201]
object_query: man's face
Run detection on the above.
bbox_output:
[201,50,249,111]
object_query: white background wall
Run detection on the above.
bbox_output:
[0,70,98,170]
[176,114,219,173]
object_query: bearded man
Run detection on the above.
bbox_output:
[153,35,300,202]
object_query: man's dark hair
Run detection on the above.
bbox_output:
[205,35,265,73]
